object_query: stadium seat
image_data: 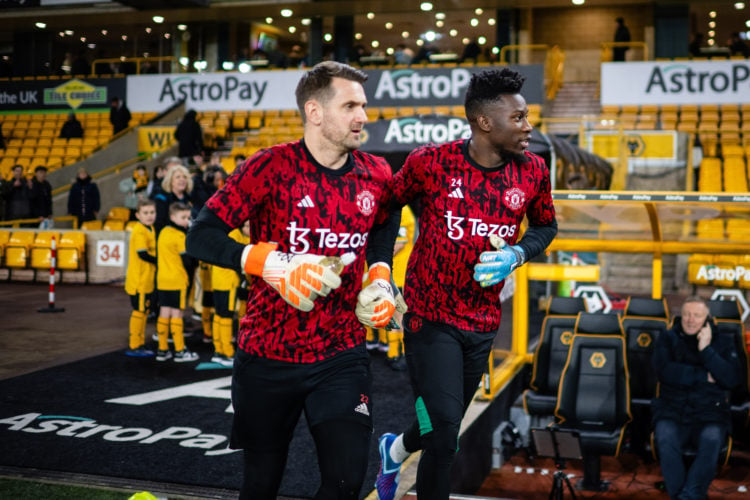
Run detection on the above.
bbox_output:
[554,333,631,491]
[57,231,86,271]
[107,206,130,221]
[103,219,125,231]
[523,297,587,423]
[4,231,35,269]
[0,230,10,264]
[80,220,103,230]
[30,231,61,271]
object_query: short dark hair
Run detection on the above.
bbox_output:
[136,198,156,211]
[34,166,48,173]
[464,68,526,121]
[295,61,367,124]
[169,201,190,216]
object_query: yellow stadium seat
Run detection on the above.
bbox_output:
[713,255,739,288]
[30,231,60,270]
[4,231,35,269]
[0,229,10,262]
[103,219,125,231]
[58,231,86,272]
[107,206,130,221]
[80,220,103,230]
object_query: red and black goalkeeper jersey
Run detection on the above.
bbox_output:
[205,140,391,363]
[392,139,556,333]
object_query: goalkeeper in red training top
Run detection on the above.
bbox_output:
[369,67,558,500]
[186,61,402,500]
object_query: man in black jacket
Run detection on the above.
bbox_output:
[110,97,132,134]
[652,296,740,500]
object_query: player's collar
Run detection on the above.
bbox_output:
[299,138,355,177]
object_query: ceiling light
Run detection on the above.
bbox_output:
[492,46,500,54]
[708,30,715,37]
[475,8,483,15]
[708,38,715,45]
[280,8,293,17]
[572,0,585,4]
[121,35,127,41]
[709,11,717,18]
[420,2,433,12]
[145,27,152,34]
[385,22,393,29]
[488,18,496,26]
[65,30,74,35]
[449,29,458,37]
[223,61,235,70]
[101,29,108,35]
[88,43,96,49]
[301,18,311,26]
[709,21,716,28]
[324,33,333,42]
[462,37,470,45]
[401,31,409,38]
[735,2,745,9]
[386,47,394,55]
[177,24,187,31]
[355,32,363,40]
[288,26,296,33]
[179,56,189,66]
[35,22,46,29]
[470,18,479,27]
[164,33,171,39]
[423,30,437,42]
[416,39,424,46]
[80,36,86,42]
[265,17,273,24]
[152,15,164,23]
[238,62,250,73]
[436,21,444,28]
[478,36,487,45]
[435,12,446,20]
[746,19,750,27]
[371,40,380,48]
[367,12,375,20]
[59,32,65,37]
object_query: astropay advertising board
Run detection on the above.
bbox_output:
[126,64,544,113]
[601,60,750,106]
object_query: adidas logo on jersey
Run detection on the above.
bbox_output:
[448,187,464,199]
[354,402,370,416]
[296,195,315,208]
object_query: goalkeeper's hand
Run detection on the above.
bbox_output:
[472,235,525,287]
[241,242,343,312]
[356,263,397,328]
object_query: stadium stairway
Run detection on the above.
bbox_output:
[544,81,601,136]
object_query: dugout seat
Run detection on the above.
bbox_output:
[554,334,631,491]
[574,312,624,335]
[707,300,750,429]
[523,297,588,422]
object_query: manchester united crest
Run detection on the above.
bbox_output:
[503,187,526,211]
[356,190,375,216]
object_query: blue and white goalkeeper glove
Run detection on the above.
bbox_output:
[473,235,525,287]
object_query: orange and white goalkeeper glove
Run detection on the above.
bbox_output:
[356,263,398,328]
[241,242,345,312]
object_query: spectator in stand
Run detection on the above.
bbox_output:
[152,163,193,233]
[652,296,740,500]
[29,166,53,228]
[394,44,414,65]
[120,164,150,220]
[147,164,166,198]
[67,167,100,225]
[612,17,631,62]
[1,165,33,222]
[59,112,84,139]
[71,49,90,76]
[175,110,204,162]
[727,32,750,57]
[287,44,308,68]
[110,96,132,134]
[460,38,482,64]
[233,154,246,172]
[689,33,704,57]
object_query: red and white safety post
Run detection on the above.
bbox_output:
[38,235,65,313]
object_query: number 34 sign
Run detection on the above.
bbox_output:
[96,240,125,267]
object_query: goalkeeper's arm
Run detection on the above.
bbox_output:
[186,206,245,272]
